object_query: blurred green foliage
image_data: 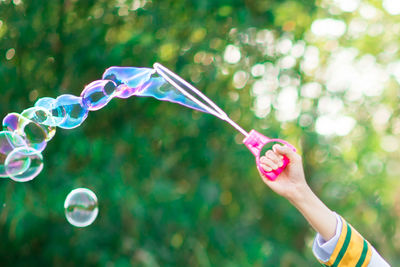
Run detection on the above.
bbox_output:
[0,0,399,266]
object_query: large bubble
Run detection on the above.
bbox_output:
[5,146,43,182]
[64,188,99,227]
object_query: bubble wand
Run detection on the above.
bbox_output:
[153,63,296,181]
[1,64,295,183]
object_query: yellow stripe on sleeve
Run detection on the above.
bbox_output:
[337,224,370,267]
[361,242,372,267]
[321,216,372,267]
[323,216,348,266]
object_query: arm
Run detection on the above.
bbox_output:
[259,145,337,241]
[260,145,390,266]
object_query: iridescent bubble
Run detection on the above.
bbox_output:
[21,107,56,141]
[3,113,48,152]
[35,97,67,127]
[64,188,99,227]
[55,94,89,129]
[5,146,43,182]
[102,67,155,98]
[3,112,24,132]
[0,131,26,178]
[81,80,117,111]
[136,74,212,114]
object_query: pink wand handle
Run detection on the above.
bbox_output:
[243,130,296,182]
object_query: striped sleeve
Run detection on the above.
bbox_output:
[313,216,390,267]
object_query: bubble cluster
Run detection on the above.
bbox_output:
[64,188,98,227]
[0,66,212,183]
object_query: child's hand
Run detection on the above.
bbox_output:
[259,144,308,203]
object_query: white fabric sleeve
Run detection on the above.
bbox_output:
[369,247,391,267]
[312,212,342,262]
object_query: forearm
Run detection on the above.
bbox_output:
[289,185,337,241]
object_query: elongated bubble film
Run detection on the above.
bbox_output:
[103,67,213,114]
[102,67,154,98]
[135,74,212,114]
[1,64,219,183]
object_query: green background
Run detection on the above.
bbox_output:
[0,0,399,266]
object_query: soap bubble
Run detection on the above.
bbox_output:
[3,112,48,152]
[5,146,43,182]
[55,94,89,129]
[21,107,56,141]
[2,112,21,132]
[64,188,99,227]
[81,80,117,111]
[35,97,67,127]
[0,131,26,178]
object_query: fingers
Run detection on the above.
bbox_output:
[272,144,299,162]
[260,150,283,172]
[260,144,300,173]
[260,163,272,172]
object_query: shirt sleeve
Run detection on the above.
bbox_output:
[312,213,391,267]
[312,212,342,262]
[369,247,391,267]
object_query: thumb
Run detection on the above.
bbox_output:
[272,144,297,162]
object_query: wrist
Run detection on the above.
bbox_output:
[287,183,313,206]
[289,185,337,241]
